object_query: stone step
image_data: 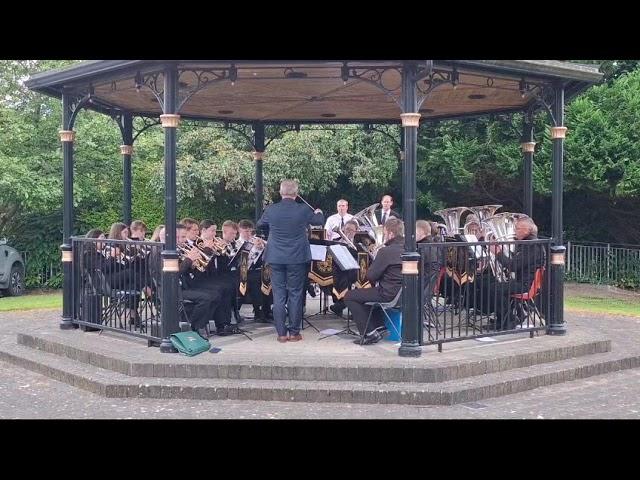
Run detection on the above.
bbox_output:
[2,340,639,405]
[15,332,612,383]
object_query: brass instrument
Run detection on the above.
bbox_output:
[352,203,385,256]
[332,224,358,251]
[434,206,470,237]
[178,241,214,272]
[483,212,518,282]
[463,205,502,236]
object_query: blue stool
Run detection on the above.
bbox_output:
[384,310,402,341]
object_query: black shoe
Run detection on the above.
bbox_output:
[197,327,209,339]
[329,304,344,317]
[216,325,232,336]
[353,330,382,345]
[307,285,317,298]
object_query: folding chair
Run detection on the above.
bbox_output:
[359,289,402,345]
[94,270,141,330]
[510,267,546,327]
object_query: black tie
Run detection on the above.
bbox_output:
[382,212,387,224]
[341,217,344,228]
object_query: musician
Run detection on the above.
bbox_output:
[150,224,165,242]
[257,179,324,343]
[324,199,354,240]
[216,220,245,325]
[237,219,273,322]
[180,218,200,245]
[416,220,431,243]
[129,220,147,241]
[344,218,404,345]
[483,217,546,330]
[375,195,401,225]
[329,220,359,317]
[200,220,217,240]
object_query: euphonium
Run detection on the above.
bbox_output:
[434,206,471,237]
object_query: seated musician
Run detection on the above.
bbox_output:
[329,219,359,317]
[150,224,164,242]
[324,199,354,240]
[199,219,217,240]
[180,218,200,246]
[344,218,404,345]
[237,219,273,322]
[129,220,147,241]
[482,217,546,330]
[216,220,244,326]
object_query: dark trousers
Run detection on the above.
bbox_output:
[270,263,308,337]
[241,269,273,316]
[182,288,218,331]
[344,287,388,335]
[474,277,526,330]
[198,277,233,330]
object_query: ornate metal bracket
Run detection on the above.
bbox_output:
[530,85,557,126]
[343,65,404,109]
[264,124,299,148]
[363,124,402,149]
[132,116,162,143]
[64,86,94,130]
[134,66,236,114]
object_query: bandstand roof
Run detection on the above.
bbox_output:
[26,60,603,124]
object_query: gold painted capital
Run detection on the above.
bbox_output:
[160,114,181,128]
[120,145,133,155]
[521,142,536,153]
[59,130,75,143]
[550,126,567,139]
[402,260,419,275]
[253,151,264,161]
[400,113,421,128]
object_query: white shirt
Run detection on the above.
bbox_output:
[324,213,354,240]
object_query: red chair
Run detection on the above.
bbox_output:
[510,267,545,326]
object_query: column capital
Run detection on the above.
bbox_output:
[400,113,421,128]
[252,150,264,161]
[59,130,75,143]
[550,126,567,139]
[521,141,536,153]
[120,145,133,155]
[160,114,181,128]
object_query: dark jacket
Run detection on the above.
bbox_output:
[375,208,401,224]
[366,236,404,301]
[257,198,324,265]
[496,235,546,290]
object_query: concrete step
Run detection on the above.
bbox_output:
[15,332,612,383]
[2,340,639,405]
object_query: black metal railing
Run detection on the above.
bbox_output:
[566,241,640,289]
[419,238,551,350]
[71,237,164,344]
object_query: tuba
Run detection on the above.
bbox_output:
[434,207,470,237]
[464,205,502,236]
[352,203,380,229]
[483,212,518,282]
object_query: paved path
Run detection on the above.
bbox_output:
[0,287,639,419]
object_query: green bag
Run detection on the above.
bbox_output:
[170,331,211,356]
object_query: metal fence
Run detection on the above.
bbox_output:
[419,238,552,350]
[71,237,164,345]
[566,241,640,287]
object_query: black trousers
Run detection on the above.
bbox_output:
[344,287,389,335]
[473,277,526,330]
[240,269,273,315]
[182,288,218,331]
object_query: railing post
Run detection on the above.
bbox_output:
[607,243,611,283]
[566,241,571,274]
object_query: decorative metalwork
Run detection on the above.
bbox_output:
[264,124,299,148]
[176,67,232,111]
[363,124,401,149]
[64,88,92,130]
[530,85,557,126]
[134,71,165,111]
[344,66,404,108]
[132,116,161,143]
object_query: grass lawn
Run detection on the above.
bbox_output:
[564,296,640,317]
[0,291,62,311]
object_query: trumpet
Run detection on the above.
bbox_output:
[177,242,213,272]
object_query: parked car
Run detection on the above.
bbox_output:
[0,238,25,296]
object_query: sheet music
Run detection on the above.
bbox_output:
[463,234,484,258]
[310,244,327,261]
[329,245,360,270]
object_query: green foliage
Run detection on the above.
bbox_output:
[1,59,640,290]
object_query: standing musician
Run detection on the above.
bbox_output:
[344,218,404,345]
[324,199,354,240]
[257,179,324,343]
[237,219,273,322]
[375,195,401,225]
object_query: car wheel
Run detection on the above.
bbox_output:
[7,265,25,296]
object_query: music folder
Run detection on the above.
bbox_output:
[329,245,360,271]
